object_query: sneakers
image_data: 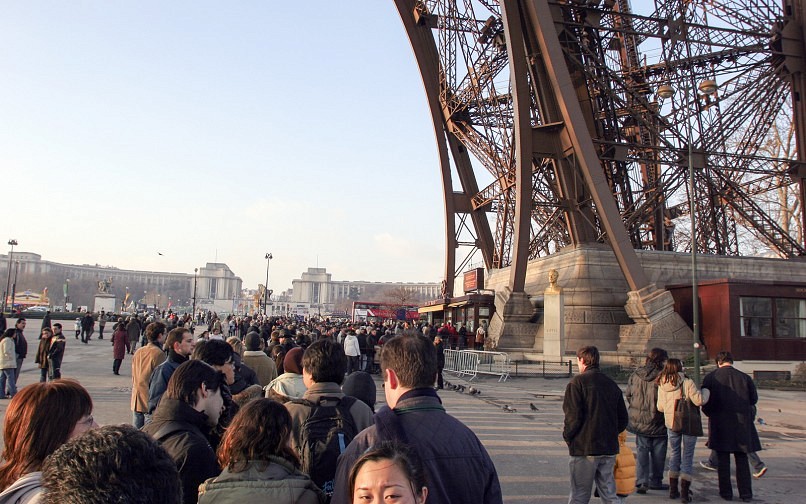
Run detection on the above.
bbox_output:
[700,460,717,471]
[753,466,767,478]
[635,484,648,494]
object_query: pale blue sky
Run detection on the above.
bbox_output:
[0,1,446,292]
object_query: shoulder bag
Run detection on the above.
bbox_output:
[672,380,704,437]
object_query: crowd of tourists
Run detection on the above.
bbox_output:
[564,346,762,503]
[0,312,502,504]
[0,311,766,503]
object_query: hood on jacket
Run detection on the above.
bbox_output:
[634,364,662,382]
[658,372,686,393]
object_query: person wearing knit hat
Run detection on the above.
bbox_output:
[342,371,377,412]
[242,332,276,387]
[265,347,306,401]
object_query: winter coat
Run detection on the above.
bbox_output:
[111,328,130,360]
[198,457,326,504]
[614,431,636,496]
[130,342,167,414]
[0,336,17,369]
[563,368,628,456]
[266,373,307,400]
[0,471,42,504]
[242,350,277,387]
[34,337,51,370]
[625,364,666,437]
[656,373,709,429]
[342,334,360,357]
[701,365,762,453]
[47,336,65,372]
[12,330,26,360]
[126,319,141,342]
[331,394,503,504]
[148,352,189,414]
[142,398,220,504]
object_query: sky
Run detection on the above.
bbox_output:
[0,2,446,292]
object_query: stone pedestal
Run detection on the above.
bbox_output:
[488,287,538,351]
[94,294,116,314]
[617,284,693,357]
[543,289,565,360]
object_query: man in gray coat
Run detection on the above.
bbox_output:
[625,347,668,493]
[702,351,761,502]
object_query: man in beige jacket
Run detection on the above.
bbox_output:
[242,332,276,387]
[131,321,167,428]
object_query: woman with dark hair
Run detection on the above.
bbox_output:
[0,380,97,502]
[197,398,325,504]
[657,358,709,502]
[348,441,428,504]
[0,329,18,399]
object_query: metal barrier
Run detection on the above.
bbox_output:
[444,350,511,382]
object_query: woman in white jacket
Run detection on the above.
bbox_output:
[0,329,17,399]
[657,358,709,503]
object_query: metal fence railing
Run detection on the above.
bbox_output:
[509,359,573,378]
[444,350,511,382]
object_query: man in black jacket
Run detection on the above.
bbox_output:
[143,360,224,504]
[702,351,761,502]
[563,345,628,503]
[625,347,669,493]
[148,327,195,415]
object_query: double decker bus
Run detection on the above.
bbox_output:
[351,301,419,323]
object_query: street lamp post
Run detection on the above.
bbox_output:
[3,239,18,314]
[10,261,19,313]
[64,278,70,311]
[264,253,273,315]
[192,268,198,318]
[657,78,717,385]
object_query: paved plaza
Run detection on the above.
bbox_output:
[0,325,804,503]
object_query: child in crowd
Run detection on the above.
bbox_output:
[615,430,636,502]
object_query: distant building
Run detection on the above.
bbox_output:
[287,267,440,316]
[0,252,241,313]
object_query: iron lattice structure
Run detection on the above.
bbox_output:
[395,0,806,296]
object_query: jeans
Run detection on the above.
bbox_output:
[14,358,22,381]
[48,360,61,380]
[0,368,17,398]
[635,434,667,487]
[39,367,48,382]
[568,455,619,504]
[667,429,697,478]
[133,411,145,429]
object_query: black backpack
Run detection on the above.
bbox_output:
[293,395,358,497]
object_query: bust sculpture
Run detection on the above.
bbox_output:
[545,269,561,294]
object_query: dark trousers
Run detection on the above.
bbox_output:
[113,359,123,375]
[347,355,360,374]
[98,326,105,339]
[81,328,92,342]
[39,367,48,382]
[717,451,752,500]
[436,367,444,389]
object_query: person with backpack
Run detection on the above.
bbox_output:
[331,333,502,504]
[143,360,225,504]
[284,340,373,499]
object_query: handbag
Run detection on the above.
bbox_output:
[672,380,704,436]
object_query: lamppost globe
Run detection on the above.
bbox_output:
[657,84,675,99]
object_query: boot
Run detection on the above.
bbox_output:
[669,477,680,499]
[680,479,692,503]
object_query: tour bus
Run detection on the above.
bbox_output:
[351,301,419,323]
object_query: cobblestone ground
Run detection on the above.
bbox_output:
[1,326,804,503]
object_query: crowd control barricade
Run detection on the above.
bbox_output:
[444,349,479,380]
[444,350,511,382]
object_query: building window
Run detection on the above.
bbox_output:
[740,296,806,339]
